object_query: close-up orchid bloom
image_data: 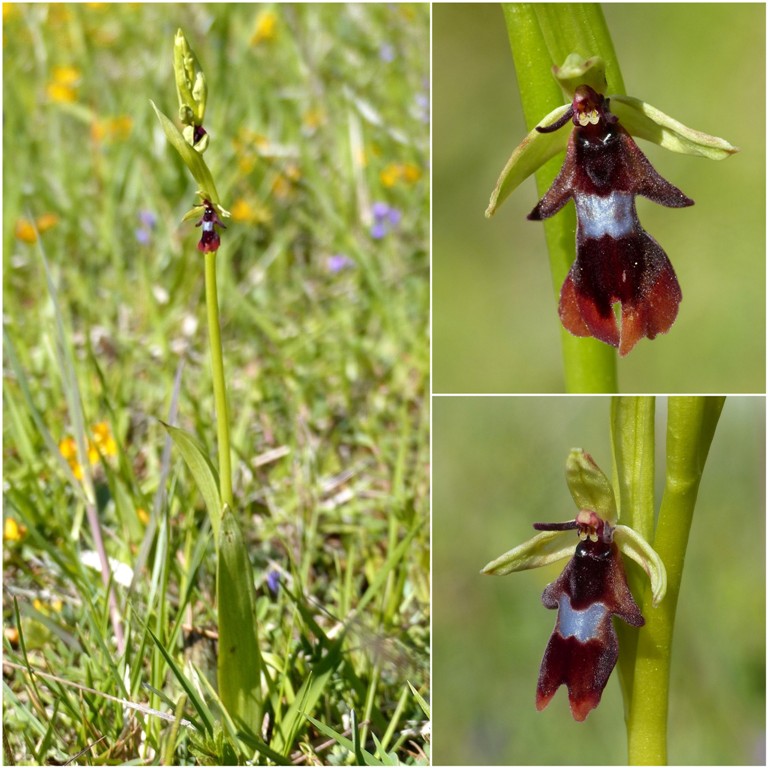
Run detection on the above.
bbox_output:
[483,448,666,721]
[486,54,738,356]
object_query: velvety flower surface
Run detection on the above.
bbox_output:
[529,85,692,355]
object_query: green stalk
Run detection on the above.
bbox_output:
[501,3,620,392]
[204,250,233,509]
[626,397,725,764]
[611,397,656,708]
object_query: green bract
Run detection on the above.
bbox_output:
[150,101,229,222]
[486,53,739,218]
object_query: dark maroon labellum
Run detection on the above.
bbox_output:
[533,514,644,721]
[529,84,693,355]
[195,199,226,253]
[193,124,207,143]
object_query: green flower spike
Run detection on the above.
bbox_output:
[482,448,666,607]
[151,29,229,227]
[173,28,209,153]
[486,54,739,218]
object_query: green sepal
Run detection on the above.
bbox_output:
[178,104,195,126]
[481,529,575,575]
[181,197,231,225]
[614,524,667,606]
[551,53,609,99]
[485,111,569,218]
[565,448,617,523]
[610,95,739,160]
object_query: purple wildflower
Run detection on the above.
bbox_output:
[370,201,402,240]
[379,43,395,63]
[136,209,157,244]
[326,253,354,272]
[266,568,280,595]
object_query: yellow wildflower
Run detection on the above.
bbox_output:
[15,213,59,243]
[14,218,37,243]
[91,115,133,144]
[4,517,27,542]
[401,162,422,183]
[59,422,117,481]
[36,213,59,232]
[91,421,117,457]
[136,508,150,526]
[59,436,85,480]
[302,107,326,131]
[251,10,278,45]
[380,162,422,188]
[33,598,62,614]
[271,164,301,200]
[380,164,400,188]
[47,65,80,103]
[230,197,271,225]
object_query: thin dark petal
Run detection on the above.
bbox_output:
[618,131,694,208]
[528,140,578,220]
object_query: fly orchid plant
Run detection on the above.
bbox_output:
[151,29,263,739]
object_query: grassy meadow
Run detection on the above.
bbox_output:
[3,4,429,765]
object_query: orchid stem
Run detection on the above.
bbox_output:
[625,397,725,764]
[501,3,620,392]
[204,250,233,510]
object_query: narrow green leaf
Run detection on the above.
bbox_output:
[304,715,388,766]
[270,639,343,754]
[217,506,263,735]
[407,681,431,720]
[370,733,400,767]
[161,422,222,540]
[150,100,220,204]
[144,625,212,735]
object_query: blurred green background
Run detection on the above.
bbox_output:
[433,4,765,392]
[433,396,765,764]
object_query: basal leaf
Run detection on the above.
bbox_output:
[217,506,263,735]
[161,422,221,540]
